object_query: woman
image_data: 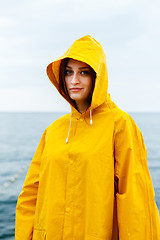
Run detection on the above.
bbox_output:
[15,35,160,240]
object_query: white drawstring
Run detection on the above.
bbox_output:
[66,109,72,144]
[66,108,93,144]
[90,108,93,125]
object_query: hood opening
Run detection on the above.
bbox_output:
[58,57,96,113]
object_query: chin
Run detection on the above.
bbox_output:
[70,95,83,101]
[71,95,85,100]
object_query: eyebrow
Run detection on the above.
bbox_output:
[66,66,90,70]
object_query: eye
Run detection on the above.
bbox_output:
[80,70,90,75]
[65,69,72,75]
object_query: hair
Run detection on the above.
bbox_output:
[59,58,96,110]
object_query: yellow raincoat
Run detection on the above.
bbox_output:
[15,35,160,240]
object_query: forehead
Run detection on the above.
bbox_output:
[67,58,90,68]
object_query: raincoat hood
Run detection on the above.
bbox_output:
[47,35,109,112]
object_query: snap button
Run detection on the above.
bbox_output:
[66,207,70,212]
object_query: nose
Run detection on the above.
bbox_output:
[71,73,79,85]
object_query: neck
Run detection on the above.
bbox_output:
[75,100,90,113]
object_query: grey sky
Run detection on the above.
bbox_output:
[0,0,160,112]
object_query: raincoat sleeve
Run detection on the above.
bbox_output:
[114,112,160,240]
[15,130,46,240]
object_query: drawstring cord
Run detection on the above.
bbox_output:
[66,109,72,144]
[90,108,93,125]
[66,108,93,144]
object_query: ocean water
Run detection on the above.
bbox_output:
[0,112,159,239]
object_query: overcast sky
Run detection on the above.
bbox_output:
[0,0,160,112]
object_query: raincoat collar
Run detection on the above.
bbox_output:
[70,93,111,119]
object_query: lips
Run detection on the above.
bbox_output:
[70,88,83,92]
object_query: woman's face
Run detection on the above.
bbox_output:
[64,59,95,108]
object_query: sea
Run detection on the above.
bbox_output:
[0,112,160,239]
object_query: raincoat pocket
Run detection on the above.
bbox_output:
[32,229,46,240]
[116,193,130,238]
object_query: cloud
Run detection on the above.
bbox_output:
[0,16,15,27]
[0,0,160,111]
[0,87,70,112]
[110,80,160,112]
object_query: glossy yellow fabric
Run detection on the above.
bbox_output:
[15,35,160,240]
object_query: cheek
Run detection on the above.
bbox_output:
[86,78,94,93]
